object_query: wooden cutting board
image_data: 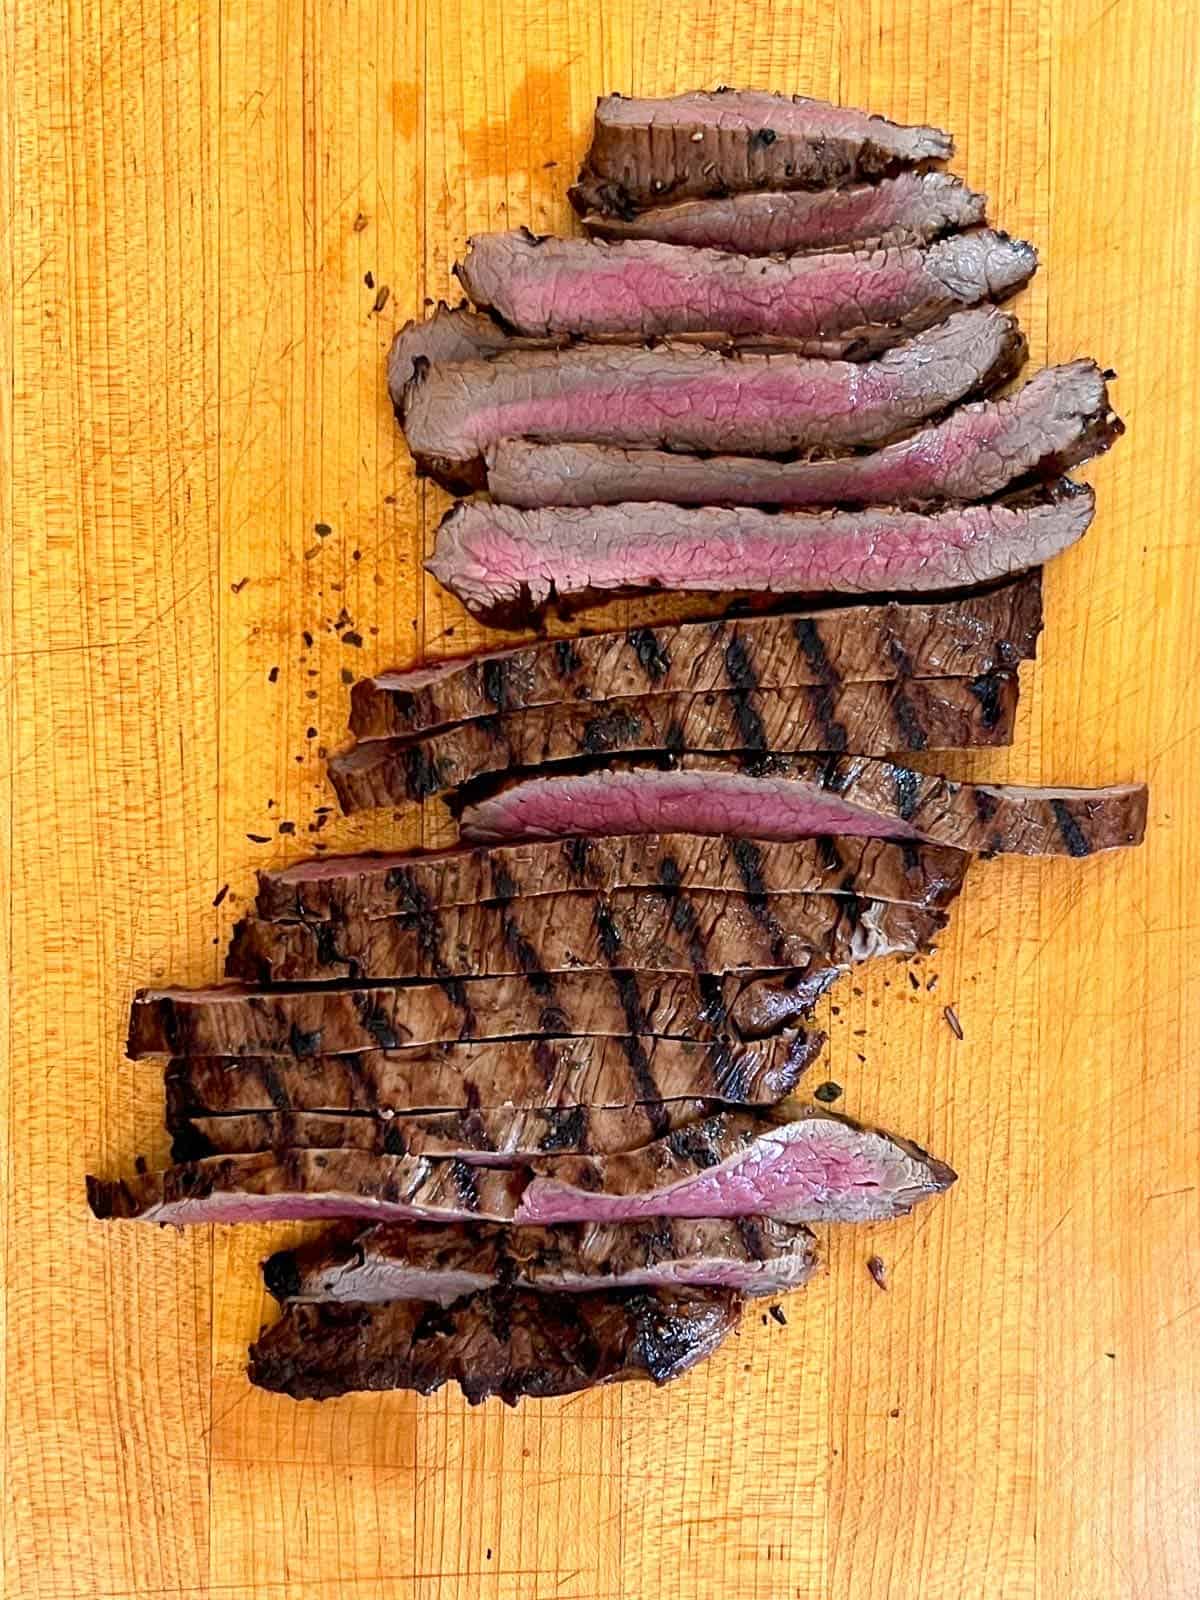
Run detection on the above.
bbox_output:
[4,1,1198,1595]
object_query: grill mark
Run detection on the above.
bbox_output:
[447,1158,481,1212]
[580,706,645,755]
[816,834,844,874]
[887,639,915,675]
[627,626,671,681]
[974,788,1001,823]
[697,973,730,1031]
[563,836,593,886]
[722,637,770,752]
[1050,799,1092,858]
[892,764,923,823]
[481,657,515,711]
[890,689,928,752]
[383,1121,409,1157]
[608,977,669,1137]
[553,638,583,677]
[402,744,446,801]
[537,1105,589,1152]
[711,1044,752,1104]
[968,672,1005,729]
[809,685,848,752]
[791,618,838,685]
[734,1216,767,1262]
[593,900,624,963]
[489,863,519,901]
[664,719,686,756]
[287,1023,322,1058]
[658,880,711,972]
[728,838,791,965]
[387,865,423,916]
[664,1121,725,1169]
[500,910,554,997]
[532,1038,561,1088]
[261,1060,289,1111]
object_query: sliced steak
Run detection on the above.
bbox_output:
[225,890,945,983]
[162,1033,824,1122]
[263,1216,818,1304]
[351,577,1042,737]
[486,362,1122,510]
[128,971,825,1058]
[569,90,953,214]
[403,307,1025,489]
[461,753,1150,857]
[173,1103,723,1163]
[387,303,532,409]
[456,229,1036,343]
[248,1287,742,1403]
[257,835,970,922]
[582,171,986,252]
[426,482,1093,620]
[330,677,1017,810]
[516,1107,956,1225]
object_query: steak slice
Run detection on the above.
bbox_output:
[582,171,986,252]
[486,361,1123,510]
[387,303,532,408]
[224,891,945,983]
[330,677,1017,810]
[173,1103,723,1163]
[570,90,953,214]
[516,1108,956,1225]
[403,307,1025,489]
[163,1033,824,1123]
[127,971,827,1058]
[351,577,1042,737]
[248,1287,742,1403]
[426,482,1093,620]
[461,754,1150,857]
[262,1216,818,1304]
[456,229,1036,343]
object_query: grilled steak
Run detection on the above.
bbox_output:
[486,362,1122,510]
[172,1103,723,1163]
[90,1107,953,1227]
[402,307,1025,489]
[456,229,1036,344]
[248,1287,742,1403]
[257,836,970,922]
[582,171,986,252]
[426,482,1093,620]
[516,1107,956,1225]
[225,891,945,983]
[162,1033,824,1122]
[350,578,1042,737]
[330,677,1017,811]
[461,754,1150,857]
[387,302,532,407]
[569,90,953,214]
[263,1216,818,1304]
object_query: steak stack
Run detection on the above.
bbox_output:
[90,89,1146,1408]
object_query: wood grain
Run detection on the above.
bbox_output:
[3,1,1197,1596]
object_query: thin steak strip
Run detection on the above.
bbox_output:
[461,754,1149,857]
[402,308,1025,489]
[248,1288,742,1403]
[486,362,1122,510]
[426,483,1093,620]
[582,171,986,252]
[224,891,945,984]
[258,836,970,922]
[350,577,1042,737]
[570,90,953,214]
[262,1216,818,1304]
[162,1033,824,1122]
[455,229,1036,343]
[330,677,1017,810]
[172,1103,724,1164]
[89,1107,952,1227]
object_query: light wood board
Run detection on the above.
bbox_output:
[3,0,1199,1594]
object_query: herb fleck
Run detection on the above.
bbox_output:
[867,1255,888,1291]
[944,1005,964,1040]
[212,884,229,908]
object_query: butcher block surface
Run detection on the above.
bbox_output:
[3,1,1198,1596]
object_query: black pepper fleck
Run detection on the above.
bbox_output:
[246,833,270,843]
[212,884,229,908]
[814,1081,842,1104]
[342,631,363,648]
[267,666,279,683]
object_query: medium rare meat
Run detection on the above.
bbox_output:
[329,677,1017,810]
[461,753,1150,857]
[128,971,834,1058]
[248,1287,742,1403]
[173,1103,723,1163]
[582,171,987,252]
[163,1033,824,1123]
[402,308,1025,489]
[350,577,1042,737]
[516,1108,956,1226]
[569,90,954,214]
[456,229,1036,344]
[257,836,970,922]
[263,1216,818,1304]
[486,362,1122,510]
[426,482,1093,620]
[90,1106,954,1227]
[387,303,537,408]
[225,890,945,983]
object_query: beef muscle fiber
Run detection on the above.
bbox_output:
[263,1216,818,1304]
[426,482,1093,621]
[570,90,953,214]
[461,753,1149,858]
[456,228,1036,343]
[249,1287,742,1403]
[486,361,1122,510]
[582,171,986,253]
[402,307,1025,490]
[350,576,1042,738]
